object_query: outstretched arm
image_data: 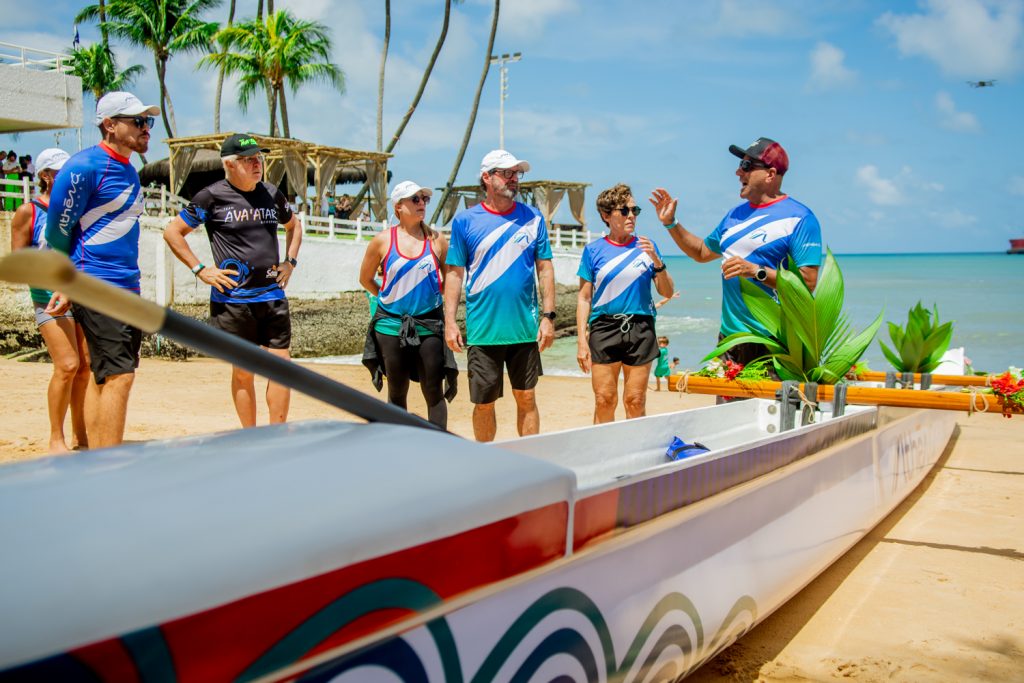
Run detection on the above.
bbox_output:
[648,188,720,263]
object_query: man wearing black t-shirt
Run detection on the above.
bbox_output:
[163,133,303,427]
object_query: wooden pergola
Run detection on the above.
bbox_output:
[437,180,590,228]
[166,133,392,221]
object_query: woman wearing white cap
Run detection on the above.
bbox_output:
[359,181,458,428]
[9,148,90,452]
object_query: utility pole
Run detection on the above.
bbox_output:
[489,51,521,149]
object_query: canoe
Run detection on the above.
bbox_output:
[0,250,959,680]
[0,399,955,681]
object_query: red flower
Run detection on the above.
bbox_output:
[724,360,744,381]
[989,372,1024,418]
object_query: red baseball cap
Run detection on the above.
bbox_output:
[729,137,789,175]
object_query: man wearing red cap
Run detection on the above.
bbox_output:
[650,137,822,370]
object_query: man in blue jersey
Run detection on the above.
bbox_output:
[164,133,302,428]
[650,137,822,369]
[444,149,556,441]
[45,91,158,448]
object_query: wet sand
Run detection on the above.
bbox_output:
[0,357,1021,680]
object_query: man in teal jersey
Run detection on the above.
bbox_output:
[650,137,821,371]
[444,150,556,441]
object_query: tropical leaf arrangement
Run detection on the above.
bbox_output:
[703,249,883,384]
[878,302,953,374]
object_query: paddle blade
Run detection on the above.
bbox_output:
[0,249,166,334]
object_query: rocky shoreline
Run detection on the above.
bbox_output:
[0,284,580,361]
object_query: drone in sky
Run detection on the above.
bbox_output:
[967,80,997,88]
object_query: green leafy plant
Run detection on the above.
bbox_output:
[878,302,953,374]
[703,249,883,384]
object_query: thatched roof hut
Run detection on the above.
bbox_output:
[139,149,387,201]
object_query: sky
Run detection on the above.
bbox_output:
[2,0,1022,254]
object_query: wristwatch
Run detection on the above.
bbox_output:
[541,311,556,321]
[285,257,298,267]
[652,263,667,273]
[754,267,768,282]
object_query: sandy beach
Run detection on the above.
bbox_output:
[1,356,1021,680]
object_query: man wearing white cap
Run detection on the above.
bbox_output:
[444,149,556,441]
[44,91,159,448]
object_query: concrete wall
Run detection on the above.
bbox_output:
[138,218,581,304]
[0,67,82,133]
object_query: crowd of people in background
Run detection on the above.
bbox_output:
[1,149,37,211]
[7,89,823,452]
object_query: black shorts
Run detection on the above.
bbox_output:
[72,303,142,384]
[467,342,542,404]
[588,315,659,366]
[210,299,291,349]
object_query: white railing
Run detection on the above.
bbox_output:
[0,177,34,206]
[0,41,74,73]
[140,186,189,217]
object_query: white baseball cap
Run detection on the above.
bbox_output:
[35,148,70,174]
[480,149,530,174]
[94,91,161,125]
[390,180,433,204]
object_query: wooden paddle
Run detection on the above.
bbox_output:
[0,249,444,431]
[668,374,1020,415]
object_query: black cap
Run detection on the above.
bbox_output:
[728,137,789,174]
[220,133,270,158]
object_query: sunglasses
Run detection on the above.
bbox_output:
[490,168,523,180]
[409,194,431,205]
[738,158,769,172]
[612,206,642,217]
[113,115,155,130]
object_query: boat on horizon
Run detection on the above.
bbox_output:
[1009,238,1024,254]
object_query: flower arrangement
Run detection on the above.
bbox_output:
[989,368,1024,418]
[695,358,771,381]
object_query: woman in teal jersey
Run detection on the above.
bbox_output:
[360,181,457,428]
[9,148,90,452]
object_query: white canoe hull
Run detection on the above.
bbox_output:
[268,408,955,681]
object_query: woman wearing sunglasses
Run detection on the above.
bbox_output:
[360,181,458,428]
[576,183,675,423]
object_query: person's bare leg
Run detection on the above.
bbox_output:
[231,366,258,428]
[512,388,539,436]
[622,362,653,419]
[591,362,621,424]
[265,347,291,424]
[473,402,497,442]
[39,318,79,452]
[86,372,134,448]
[70,324,90,448]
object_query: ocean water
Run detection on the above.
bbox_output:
[313,253,1023,377]
[542,252,1024,377]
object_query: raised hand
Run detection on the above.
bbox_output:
[648,188,678,226]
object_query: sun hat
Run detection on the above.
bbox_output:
[728,137,789,175]
[94,91,160,125]
[35,148,70,174]
[390,180,432,204]
[480,149,530,174]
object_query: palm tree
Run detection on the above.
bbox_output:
[69,43,145,100]
[349,0,455,211]
[76,0,222,140]
[377,0,390,151]
[212,0,236,132]
[202,9,345,138]
[431,0,499,224]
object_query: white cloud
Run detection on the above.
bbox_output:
[808,42,856,90]
[935,91,980,132]
[878,0,1024,77]
[856,165,904,205]
[1009,175,1024,195]
[497,0,581,41]
[713,0,792,36]
[927,208,978,229]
